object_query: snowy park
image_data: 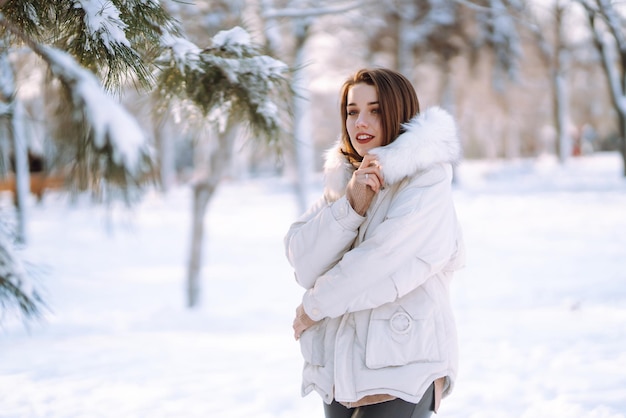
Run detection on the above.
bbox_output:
[1,2,626,417]
[1,151,625,418]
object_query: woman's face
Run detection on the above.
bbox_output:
[346,83,383,157]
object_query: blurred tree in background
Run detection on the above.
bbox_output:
[0,0,175,322]
[0,0,289,319]
[577,0,626,175]
[241,0,623,171]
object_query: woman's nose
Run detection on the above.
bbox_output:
[355,116,368,128]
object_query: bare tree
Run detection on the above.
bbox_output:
[524,0,577,162]
[361,0,525,158]
[578,0,626,175]
[259,0,363,214]
[552,2,573,162]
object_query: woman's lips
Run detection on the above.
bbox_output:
[356,133,374,144]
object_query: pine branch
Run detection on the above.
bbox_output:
[1,13,154,204]
[1,0,181,92]
[0,221,46,323]
[155,27,291,144]
[0,274,45,321]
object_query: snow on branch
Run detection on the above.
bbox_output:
[42,46,151,177]
[0,0,177,92]
[0,4,154,203]
[157,26,290,140]
[405,2,457,44]
[212,26,252,50]
[262,1,363,19]
[74,0,130,53]
[160,32,201,73]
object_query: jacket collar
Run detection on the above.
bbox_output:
[323,106,461,202]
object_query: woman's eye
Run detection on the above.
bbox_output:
[371,108,380,114]
[347,110,358,116]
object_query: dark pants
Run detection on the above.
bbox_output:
[323,383,434,418]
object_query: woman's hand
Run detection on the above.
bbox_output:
[293,304,318,340]
[346,154,384,216]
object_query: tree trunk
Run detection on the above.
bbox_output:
[154,110,177,192]
[552,4,571,163]
[12,101,29,244]
[1,48,29,243]
[584,6,626,176]
[261,3,314,214]
[291,20,314,214]
[187,182,214,307]
[185,120,239,308]
[440,63,460,183]
[553,70,571,162]
[0,44,11,175]
[397,11,415,76]
[619,115,626,177]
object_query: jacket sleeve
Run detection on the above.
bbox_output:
[302,167,462,321]
[284,194,366,289]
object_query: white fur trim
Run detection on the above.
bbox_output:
[369,106,461,185]
[323,141,353,202]
[323,106,461,197]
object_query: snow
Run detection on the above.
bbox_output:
[160,33,201,72]
[159,26,287,132]
[206,27,287,85]
[203,27,287,131]
[43,47,150,174]
[74,0,130,52]
[1,152,626,417]
[212,26,252,50]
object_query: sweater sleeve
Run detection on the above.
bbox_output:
[284,194,366,290]
[302,167,460,321]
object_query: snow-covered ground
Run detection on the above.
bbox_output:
[1,152,625,418]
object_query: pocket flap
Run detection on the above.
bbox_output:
[370,288,434,321]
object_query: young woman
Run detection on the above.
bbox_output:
[284,68,465,418]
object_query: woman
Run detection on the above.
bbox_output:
[284,68,465,418]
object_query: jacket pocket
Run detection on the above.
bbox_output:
[299,318,327,366]
[365,289,441,369]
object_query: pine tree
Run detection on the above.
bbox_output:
[155,26,290,307]
[0,0,290,319]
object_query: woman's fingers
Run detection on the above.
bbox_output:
[293,304,317,340]
[293,314,313,340]
[363,170,382,192]
[359,172,380,192]
[293,318,303,340]
[360,154,377,167]
[356,157,383,191]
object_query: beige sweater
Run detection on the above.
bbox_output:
[339,377,444,412]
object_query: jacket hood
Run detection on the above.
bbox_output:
[323,106,461,201]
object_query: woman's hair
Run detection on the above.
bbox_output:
[339,68,420,165]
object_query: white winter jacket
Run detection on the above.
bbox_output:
[284,106,465,406]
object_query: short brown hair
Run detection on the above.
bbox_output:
[339,68,420,165]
